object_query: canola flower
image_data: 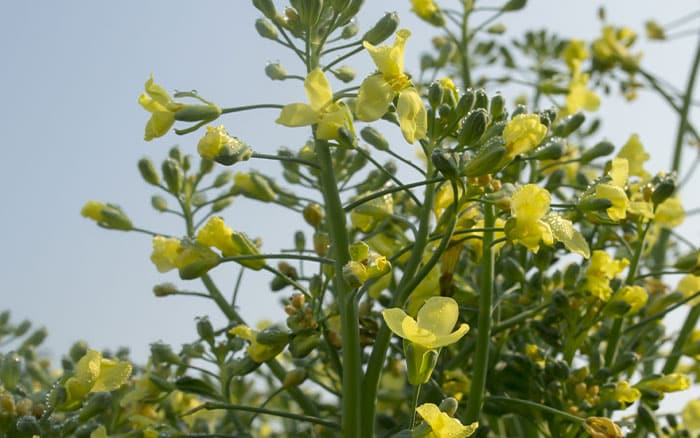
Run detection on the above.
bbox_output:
[638,373,691,393]
[197,125,252,165]
[591,158,630,222]
[562,39,589,71]
[276,68,354,141]
[564,66,600,116]
[502,114,547,158]
[505,184,553,253]
[584,250,629,301]
[229,324,285,363]
[613,381,641,404]
[150,236,220,277]
[683,399,700,434]
[61,349,132,410]
[81,201,133,231]
[614,285,648,315]
[197,216,265,270]
[356,29,428,143]
[617,134,650,180]
[415,403,478,437]
[582,417,624,438]
[677,274,700,306]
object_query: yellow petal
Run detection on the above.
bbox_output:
[416,297,460,337]
[92,357,132,392]
[595,184,629,221]
[512,184,551,221]
[65,349,102,402]
[364,29,411,79]
[317,103,352,140]
[417,402,478,437]
[276,103,319,127]
[355,75,395,121]
[382,307,413,340]
[397,87,428,143]
[304,68,333,112]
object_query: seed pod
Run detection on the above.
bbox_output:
[362,12,400,45]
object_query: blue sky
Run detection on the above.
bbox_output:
[1,0,698,387]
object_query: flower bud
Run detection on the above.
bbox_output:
[153,282,177,297]
[333,66,356,83]
[232,172,276,202]
[78,392,112,421]
[487,23,507,34]
[652,176,676,205]
[303,204,324,227]
[428,82,443,108]
[580,141,615,164]
[341,22,359,39]
[290,0,322,26]
[265,62,288,80]
[283,369,307,388]
[255,18,278,40]
[578,197,613,212]
[439,397,459,417]
[150,342,181,365]
[13,320,30,337]
[137,158,160,186]
[610,352,639,375]
[554,112,585,137]
[252,0,276,19]
[360,126,389,151]
[362,12,400,45]
[454,89,475,120]
[432,149,460,181]
[490,94,506,120]
[214,170,232,187]
[462,137,507,177]
[211,196,234,213]
[173,104,221,124]
[0,310,9,326]
[294,231,306,251]
[530,138,566,160]
[15,416,41,436]
[256,326,291,345]
[150,195,168,212]
[162,158,184,194]
[199,158,215,175]
[502,0,527,11]
[1,352,21,390]
[19,328,47,352]
[81,201,133,230]
[457,108,489,150]
[313,231,330,256]
[343,261,369,287]
[474,89,489,110]
[290,332,321,358]
[196,317,215,345]
[349,241,370,262]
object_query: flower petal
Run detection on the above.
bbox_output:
[397,87,427,143]
[276,103,319,127]
[382,307,411,339]
[355,75,394,121]
[416,296,459,337]
[92,357,132,392]
[304,68,333,112]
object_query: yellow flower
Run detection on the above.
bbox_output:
[645,20,666,40]
[410,0,444,26]
[562,39,589,71]
[276,68,354,140]
[592,25,641,70]
[197,217,265,270]
[564,67,600,115]
[382,296,469,349]
[81,201,133,230]
[197,125,252,164]
[506,184,553,252]
[594,184,629,221]
[655,197,685,228]
[350,191,394,232]
[81,201,104,222]
[613,381,641,404]
[677,274,700,306]
[584,250,629,301]
[639,373,691,393]
[138,75,184,141]
[150,236,220,276]
[416,403,478,437]
[617,134,650,180]
[502,114,547,158]
[229,325,285,362]
[356,30,427,143]
[62,349,132,409]
[614,285,648,314]
[683,399,700,433]
[583,417,624,438]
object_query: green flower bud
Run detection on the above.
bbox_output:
[150,195,168,212]
[343,261,369,288]
[335,0,362,26]
[610,352,639,374]
[211,196,234,213]
[303,204,324,228]
[337,127,357,148]
[19,328,47,352]
[199,158,215,175]
[174,104,221,123]
[150,342,181,365]
[474,89,489,110]
[349,241,370,262]
[213,170,232,187]
[457,108,489,150]
[487,23,507,34]
[183,155,193,173]
[256,326,291,345]
[0,310,9,326]
[462,137,507,177]
[68,341,88,363]
[15,416,41,436]
[502,0,527,11]
[428,82,443,109]
[530,138,566,160]
[283,369,307,388]
[652,176,676,205]
[252,0,276,19]
[454,89,476,120]
[216,137,253,166]
[162,158,184,194]
[289,332,321,358]
[439,397,459,417]
[196,317,215,345]
[360,126,389,151]
[490,94,506,120]
[169,146,183,164]
[362,12,400,45]
[294,231,306,252]
[637,404,659,434]
[290,0,323,26]
[313,231,330,256]
[153,282,177,297]
[578,197,614,212]
[511,104,528,118]
[553,112,585,137]
[333,66,356,83]
[191,192,207,207]
[265,62,288,81]
[1,352,21,390]
[137,158,160,186]
[431,149,460,181]
[230,356,261,376]
[13,320,31,337]
[255,18,278,40]
[78,392,112,421]
[231,172,276,202]
[341,22,359,39]
[580,141,615,164]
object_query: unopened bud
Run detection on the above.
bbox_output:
[652,177,676,205]
[174,104,221,123]
[457,108,489,150]
[252,0,276,19]
[303,204,324,227]
[428,82,443,108]
[231,172,276,202]
[255,18,278,40]
[211,196,234,213]
[313,231,330,256]
[490,94,506,120]
[462,137,507,178]
[14,320,31,337]
[362,12,400,45]
[474,89,489,110]
[214,171,232,187]
[289,332,321,358]
[162,158,184,193]
[578,197,613,212]
[343,261,369,287]
[1,352,21,390]
[19,328,47,352]
[439,397,459,417]
[199,158,215,175]
[283,369,307,388]
[531,138,566,160]
[294,231,306,251]
[580,141,615,164]
[150,342,181,365]
[333,66,356,83]
[138,158,160,186]
[256,326,291,345]
[360,126,389,151]
[68,341,88,363]
[431,149,460,181]
[148,195,166,213]
[554,112,585,137]
[502,0,527,11]
[341,22,359,39]
[454,89,475,120]
[265,62,288,80]
[78,392,112,421]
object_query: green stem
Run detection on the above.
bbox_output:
[343,177,443,211]
[220,253,333,265]
[220,104,284,114]
[459,7,473,90]
[465,202,495,423]
[314,138,361,437]
[251,152,320,169]
[185,401,340,430]
[410,384,422,429]
[663,305,700,373]
[485,396,585,424]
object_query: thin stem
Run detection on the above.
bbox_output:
[351,146,422,206]
[410,384,422,429]
[465,202,495,423]
[220,104,284,114]
[184,402,340,430]
[231,267,245,307]
[663,305,700,373]
[220,253,334,265]
[485,396,585,424]
[324,46,363,72]
[344,177,443,211]
[251,152,321,169]
[664,9,700,30]
[624,291,700,333]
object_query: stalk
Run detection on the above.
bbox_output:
[465,202,495,423]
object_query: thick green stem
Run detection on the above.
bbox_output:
[361,170,439,437]
[663,305,700,373]
[465,203,495,423]
[314,139,361,437]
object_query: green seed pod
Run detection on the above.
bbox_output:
[652,176,676,205]
[341,21,359,39]
[191,192,207,207]
[153,282,177,297]
[530,138,566,160]
[289,332,321,358]
[333,66,356,83]
[162,158,184,194]
[337,127,357,148]
[265,62,288,81]
[252,0,276,19]
[462,137,507,177]
[362,12,399,45]
[138,158,160,186]
[489,94,506,120]
[473,89,489,110]
[255,18,278,40]
[457,108,489,150]
[580,141,615,164]
[360,126,389,151]
[553,112,585,137]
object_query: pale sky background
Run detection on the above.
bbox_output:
[1,0,699,412]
